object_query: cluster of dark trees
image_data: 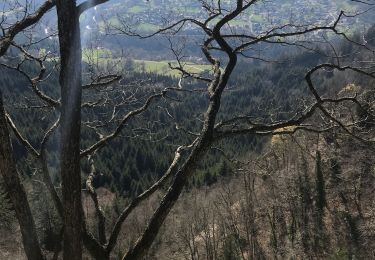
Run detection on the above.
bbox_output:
[0,44,342,196]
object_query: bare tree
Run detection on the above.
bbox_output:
[114,1,375,259]
[0,0,375,259]
[0,1,56,259]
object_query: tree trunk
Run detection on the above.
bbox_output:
[123,97,220,260]
[55,1,83,260]
[0,91,44,260]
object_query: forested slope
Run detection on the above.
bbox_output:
[0,24,374,258]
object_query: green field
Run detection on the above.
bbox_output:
[128,5,147,14]
[81,49,213,77]
[134,60,213,77]
[97,17,159,33]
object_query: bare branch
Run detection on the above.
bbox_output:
[106,145,187,253]
[80,92,164,157]
[85,155,107,244]
[0,0,55,56]
[77,0,109,16]
[82,75,122,90]
[5,112,39,157]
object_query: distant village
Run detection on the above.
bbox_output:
[97,0,355,35]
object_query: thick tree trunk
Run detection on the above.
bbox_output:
[123,29,237,257]
[123,97,220,260]
[55,1,83,260]
[0,92,44,260]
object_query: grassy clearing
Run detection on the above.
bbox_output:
[81,51,213,77]
[134,60,213,77]
[136,23,160,32]
[128,5,147,14]
[251,14,263,23]
[97,18,159,33]
[82,48,113,62]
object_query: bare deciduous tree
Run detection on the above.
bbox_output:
[0,0,374,259]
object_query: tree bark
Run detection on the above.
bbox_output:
[123,90,224,260]
[0,91,44,260]
[123,16,238,256]
[55,1,83,259]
